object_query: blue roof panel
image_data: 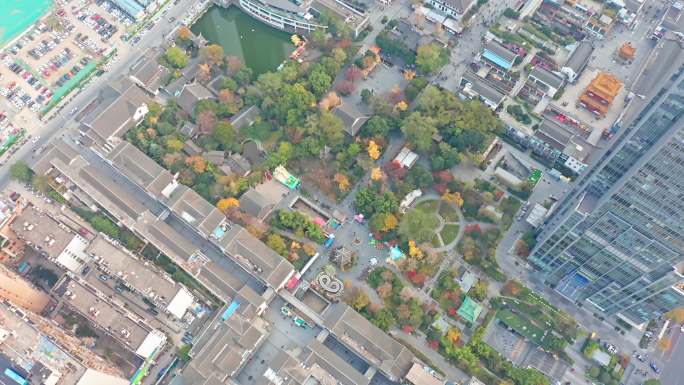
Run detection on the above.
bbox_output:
[483,49,513,70]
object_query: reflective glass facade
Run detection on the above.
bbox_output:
[530,68,684,325]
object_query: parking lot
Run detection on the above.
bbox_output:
[0,0,130,116]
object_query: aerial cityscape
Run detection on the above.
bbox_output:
[0,0,681,384]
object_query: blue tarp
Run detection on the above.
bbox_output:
[483,49,513,70]
[221,300,240,321]
[4,368,28,385]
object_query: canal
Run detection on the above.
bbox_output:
[191,6,294,76]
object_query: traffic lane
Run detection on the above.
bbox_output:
[659,325,684,385]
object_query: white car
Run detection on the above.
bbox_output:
[31,135,40,144]
[680,325,684,333]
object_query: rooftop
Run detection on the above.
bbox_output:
[181,296,268,383]
[177,82,215,116]
[107,142,175,199]
[217,226,295,290]
[10,206,74,260]
[57,278,152,353]
[230,105,261,132]
[0,302,87,384]
[405,362,445,385]
[135,212,200,263]
[457,296,483,324]
[32,141,79,175]
[563,41,594,73]
[166,186,225,237]
[239,189,275,220]
[129,49,167,93]
[79,78,149,147]
[584,72,622,102]
[85,236,180,306]
[334,103,370,136]
[461,72,506,107]
[529,66,565,90]
[483,40,518,70]
[323,303,415,381]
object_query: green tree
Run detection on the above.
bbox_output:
[468,280,488,301]
[213,121,236,150]
[354,187,398,217]
[588,366,600,378]
[91,215,120,239]
[178,344,192,362]
[361,116,390,138]
[10,161,33,183]
[308,65,332,97]
[360,88,373,104]
[164,46,188,69]
[401,112,437,152]
[311,28,327,47]
[267,141,294,168]
[370,307,396,331]
[266,234,288,256]
[31,175,50,193]
[398,209,438,243]
[306,110,345,148]
[416,43,448,74]
[351,291,370,311]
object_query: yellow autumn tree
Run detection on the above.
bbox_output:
[443,191,464,207]
[334,173,350,191]
[371,167,382,181]
[216,197,239,212]
[166,138,184,152]
[446,327,461,344]
[408,240,424,260]
[394,100,408,111]
[383,213,398,231]
[368,140,380,160]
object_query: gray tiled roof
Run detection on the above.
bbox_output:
[323,303,415,381]
[564,41,594,73]
[530,66,565,90]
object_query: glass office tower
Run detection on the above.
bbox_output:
[530,66,684,325]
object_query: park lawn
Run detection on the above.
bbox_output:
[497,309,546,346]
[431,233,442,248]
[439,202,460,222]
[416,199,439,213]
[440,224,459,245]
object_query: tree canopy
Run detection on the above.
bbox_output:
[164,46,188,69]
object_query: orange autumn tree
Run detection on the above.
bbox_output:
[334,173,350,191]
[371,167,382,181]
[185,156,206,173]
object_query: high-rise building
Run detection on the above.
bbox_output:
[530,64,684,325]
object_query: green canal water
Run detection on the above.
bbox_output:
[0,0,54,47]
[191,6,294,75]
